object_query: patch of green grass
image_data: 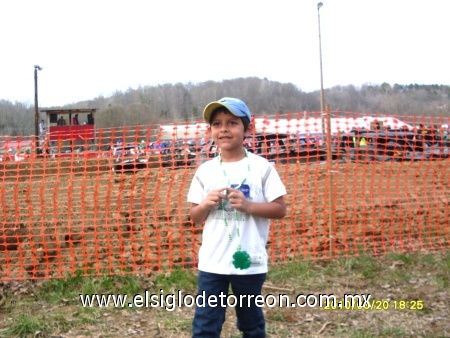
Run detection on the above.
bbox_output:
[346,328,378,338]
[266,323,289,336]
[418,253,439,265]
[154,268,198,292]
[35,270,85,303]
[98,274,142,295]
[343,324,409,338]
[387,252,417,265]
[385,269,411,285]
[266,309,287,323]
[1,301,101,337]
[268,260,316,283]
[78,307,101,324]
[384,251,450,287]
[377,327,409,337]
[325,254,383,278]
[161,316,192,330]
[3,313,50,337]
[431,251,450,288]
[48,312,73,332]
[34,270,143,305]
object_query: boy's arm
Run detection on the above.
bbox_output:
[189,202,211,224]
[246,196,286,220]
[242,196,286,220]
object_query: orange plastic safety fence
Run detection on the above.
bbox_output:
[0,112,449,280]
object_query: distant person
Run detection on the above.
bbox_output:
[87,113,94,124]
[443,129,449,147]
[39,120,47,145]
[138,140,146,154]
[57,116,67,126]
[73,114,79,125]
[39,119,46,135]
[418,124,428,136]
[352,132,367,147]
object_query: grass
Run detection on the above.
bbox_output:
[4,314,49,337]
[268,260,316,283]
[325,254,383,278]
[1,250,449,337]
[33,270,144,305]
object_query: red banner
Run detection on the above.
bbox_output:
[49,125,95,141]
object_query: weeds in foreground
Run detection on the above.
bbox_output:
[3,314,50,337]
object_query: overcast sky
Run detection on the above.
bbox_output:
[1,0,449,107]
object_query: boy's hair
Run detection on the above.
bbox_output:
[210,107,251,132]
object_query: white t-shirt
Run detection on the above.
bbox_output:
[187,152,286,275]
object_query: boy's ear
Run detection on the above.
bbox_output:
[245,123,254,136]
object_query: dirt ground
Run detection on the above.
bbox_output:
[0,156,449,336]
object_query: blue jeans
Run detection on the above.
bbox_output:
[192,271,266,338]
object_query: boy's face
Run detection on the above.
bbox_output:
[210,111,249,152]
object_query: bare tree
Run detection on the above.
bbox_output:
[1,79,449,136]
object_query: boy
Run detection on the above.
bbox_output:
[188,97,287,337]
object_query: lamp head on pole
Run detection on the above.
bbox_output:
[317,2,323,10]
[34,65,43,71]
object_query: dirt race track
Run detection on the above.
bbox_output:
[0,156,449,281]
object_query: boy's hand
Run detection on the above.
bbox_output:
[225,187,249,213]
[201,187,228,210]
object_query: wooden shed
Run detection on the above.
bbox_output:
[41,108,97,143]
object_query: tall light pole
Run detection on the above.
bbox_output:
[317,2,334,257]
[34,65,43,152]
[317,2,325,141]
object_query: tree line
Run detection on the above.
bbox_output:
[1,77,449,136]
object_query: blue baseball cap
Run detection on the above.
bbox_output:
[203,97,251,124]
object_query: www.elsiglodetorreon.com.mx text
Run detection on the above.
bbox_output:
[79,290,376,311]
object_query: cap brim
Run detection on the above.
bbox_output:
[203,102,226,124]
